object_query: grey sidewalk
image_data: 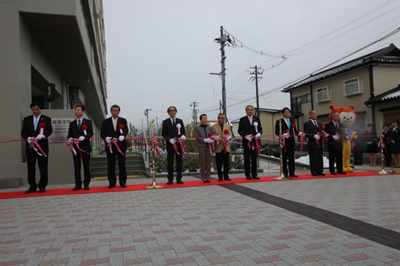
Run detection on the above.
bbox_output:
[1,168,400,265]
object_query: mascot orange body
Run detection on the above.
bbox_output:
[328,105,357,172]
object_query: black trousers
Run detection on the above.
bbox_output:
[166,144,182,181]
[26,152,48,190]
[353,147,364,165]
[309,148,323,174]
[384,145,392,166]
[216,151,230,180]
[243,145,258,178]
[73,153,91,187]
[106,151,127,186]
[282,144,295,176]
[328,146,343,173]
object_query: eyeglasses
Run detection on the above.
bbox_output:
[169,109,177,112]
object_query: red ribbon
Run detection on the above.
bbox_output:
[254,137,261,153]
[67,141,77,156]
[108,138,124,155]
[151,137,163,156]
[299,133,305,150]
[119,124,124,134]
[315,133,320,148]
[223,135,229,154]
[30,138,47,157]
[178,138,185,156]
[74,139,83,158]
[82,124,88,135]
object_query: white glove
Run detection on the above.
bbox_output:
[169,139,175,145]
[180,135,186,140]
[324,133,329,138]
[245,135,253,141]
[215,135,220,141]
[204,138,212,143]
[314,134,320,140]
[27,137,32,144]
[105,137,112,144]
[283,132,290,139]
[255,133,261,138]
[391,140,395,143]
[79,136,85,141]
[227,135,232,140]
[345,136,350,140]
[68,138,74,144]
[299,132,304,136]
[36,134,45,140]
[333,135,339,140]
[119,136,125,141]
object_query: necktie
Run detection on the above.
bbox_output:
[78,119,81,130]
[335,122,339,131]
[34,116,38,131]
[249,116,252,125]
[173,119,176,126]
[114,118,117,131]
[314,120,318,128]
[287,119,290,129]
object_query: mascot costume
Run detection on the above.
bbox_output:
[328,105,357,172]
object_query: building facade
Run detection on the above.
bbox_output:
[0,0,107,187]
[282,44,400,132]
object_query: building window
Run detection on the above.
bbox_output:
[291,96,302,114]
[316,87,331,103]
[343,77,363,96]
[301,93,311,103]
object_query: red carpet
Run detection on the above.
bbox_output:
[0,171,385,199]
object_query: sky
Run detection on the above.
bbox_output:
[103,0,400,132]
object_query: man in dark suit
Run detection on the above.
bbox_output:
[67,104,94,191]
[324,111,346,175]
[238,105,263,180]
[100,104,128,188]
[275,107,298,178]
[304,110,324,176]
[162,106,186,185]
[21,103,53,193]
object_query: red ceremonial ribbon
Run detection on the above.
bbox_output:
[315,132,321,148]
[321,126,325,148]
[280,134,287,152]
[74,138,83,158]
[82,124,88,135]
[178,137,185,156]
[108,138,124,155]
[119,124,124,134]
[151,137,162,156]
[173,142,180,155]
[254,136,261,153]
[67,141,77,156]
[299,133,305,150]
[39,122,46,135]
[292,123,296,135]
[30,138,47,157]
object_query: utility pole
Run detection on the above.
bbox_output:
[250,65,264,117]
[210,26,233,123]
[190,102,199,124]
[144,108,151,132]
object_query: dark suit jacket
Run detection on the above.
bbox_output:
[238,115,263,146]
[162,118,185,147]
[100,117,128,152]
[67,118,94,153]
[21,114,53,153]
[304,119,323,150]
[275,118,298,146]
[324,121,343,150]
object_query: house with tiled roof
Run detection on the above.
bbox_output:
[281,43,400,131]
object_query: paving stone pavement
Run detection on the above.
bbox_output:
[1,167,400,266]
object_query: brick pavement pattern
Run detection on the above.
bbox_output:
[1,173,400,265]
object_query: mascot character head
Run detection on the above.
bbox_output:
[328,104,357,129]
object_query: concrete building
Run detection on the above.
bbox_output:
[281,43,400,132]
[0,0,107,188]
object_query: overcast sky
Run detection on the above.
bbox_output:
[103,0,400,132]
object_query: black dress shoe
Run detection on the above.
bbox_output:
[246,177,252,180]
[25,188,36,194]
[318,173,325,176]
[289,174,298,178]
[218,179,223,181]
[39,188,46,193]
[177,180,184,184]
[203,180,208,183]
[84,187,90,190]
[120,184,127,188]
[167,181,173,185]
[253,176,260,180]
[108,185,115,189]
[330,172,336,175]
[337,172,346,174]
[72,187,81,191]
[224,178,232,181]
[311,173,318,176]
